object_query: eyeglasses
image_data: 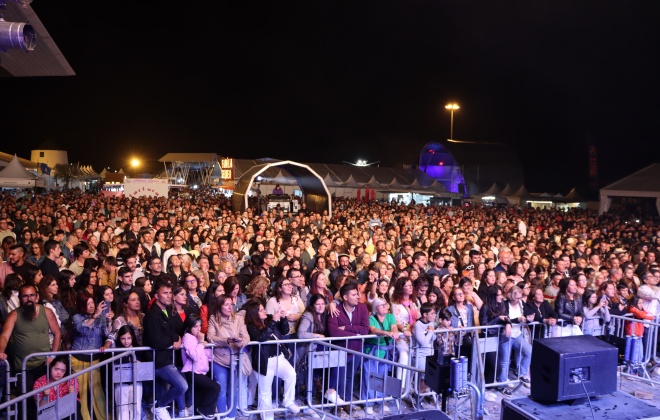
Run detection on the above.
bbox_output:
[20,294,36,299]
[282,283,292,287]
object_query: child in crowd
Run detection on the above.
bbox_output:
[412,303,438,403]
[435,308,458,357]
[181,314,221,420]
[33,355,79,408]
[114,325,142,420]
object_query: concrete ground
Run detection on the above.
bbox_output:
[235,367,660,419]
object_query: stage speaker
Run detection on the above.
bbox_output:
[530,335,617,402]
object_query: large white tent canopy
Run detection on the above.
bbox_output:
[0,155,44,188]
[599,163,660,214]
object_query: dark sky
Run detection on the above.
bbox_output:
[2,1,660,193]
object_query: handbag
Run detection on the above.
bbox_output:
[240,351,253,376]
[271,333,293,360]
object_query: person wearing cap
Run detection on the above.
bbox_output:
[362,297,397,415]
[329,253,353,286]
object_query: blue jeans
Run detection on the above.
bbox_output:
[154,364,189,409]
[497,334,531,384]
[361,358,388,407]
[213,363,238,417]
[329,355,362,402]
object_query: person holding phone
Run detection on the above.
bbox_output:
[71,293,112,420]
[207,294,250,419]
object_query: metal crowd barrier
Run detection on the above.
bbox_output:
[241,334,398,419]
[609,314,660,385]
[4,344,235,420]
[1,316,619,420]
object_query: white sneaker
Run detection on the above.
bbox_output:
[366,406,374,415]
[153,407,172,420]
[325,391,345,405]
[305,409,321,418]
[484,391,498,402]
[382,404,390,413]
[286,403,301,414]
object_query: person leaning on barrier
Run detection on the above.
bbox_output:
[362,297,396,415]
[245,299,301,420]
[479,285,513,396]
[33,355,79,410]
[143,280,188,420]
[70,292,111,420]
[501,286,534,388]
[554,278,585,337]
[523,286,558,338]
[327,281,370,403]
[207,294,250,420]
[0,283,62,395]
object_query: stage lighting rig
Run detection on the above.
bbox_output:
[0,0,36,51]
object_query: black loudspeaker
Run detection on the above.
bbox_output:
[424,355,451,394]
[530,335,617,402]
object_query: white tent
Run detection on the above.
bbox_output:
[599,163,660,214]
[0,155,44,188]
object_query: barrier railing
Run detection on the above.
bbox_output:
[241,334,392,419]
[0,350,136,420]
[6,313,651,420]
[609,314,660,385]
[12,344,236,420]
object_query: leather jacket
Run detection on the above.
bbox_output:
[554,294,584,325]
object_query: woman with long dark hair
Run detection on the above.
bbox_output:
[244,299,300,420]
[479,285,513,396]
[554,278,584,337]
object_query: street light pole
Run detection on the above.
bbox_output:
[445,103,460,140]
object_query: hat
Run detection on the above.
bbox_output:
[372,298,388,315]
[463,264,475,271]
[200,243,210,251]
[338,253,350,259]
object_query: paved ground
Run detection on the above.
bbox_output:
[235,367,660,419]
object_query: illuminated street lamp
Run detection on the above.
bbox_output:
[445,103,460,140]
[130,158,140,176]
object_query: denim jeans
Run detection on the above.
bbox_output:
[497,334,531,384]
[154,364,188,409]
[213,363,238,417]
[329,354,362,402]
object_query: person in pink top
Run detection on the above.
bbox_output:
[181,314,220,419]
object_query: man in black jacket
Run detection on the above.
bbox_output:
[143,281,188,420]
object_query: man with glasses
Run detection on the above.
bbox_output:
[0,284,61,401]
[287,268,305,300]
[260,250,277,281]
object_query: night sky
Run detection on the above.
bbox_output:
[2,1,660,193]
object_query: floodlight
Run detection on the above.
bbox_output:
[1,0,34,8]
[0,18,35,51]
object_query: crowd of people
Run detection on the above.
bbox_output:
[0,189,658,419]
